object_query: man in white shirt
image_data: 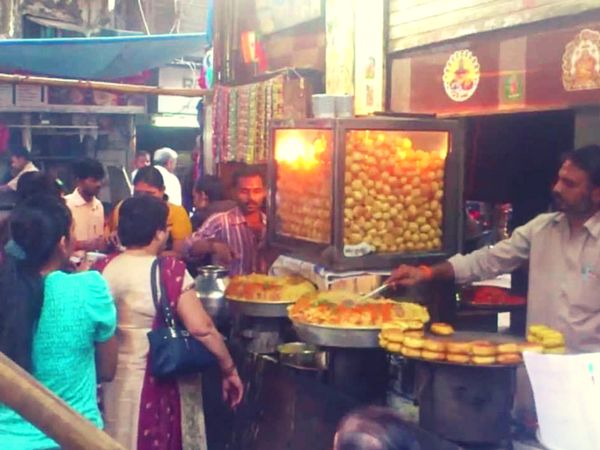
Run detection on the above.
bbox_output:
[130,150,150,183]
[65,158,106,251]
[0,146,39,192]
[153,147,183,206]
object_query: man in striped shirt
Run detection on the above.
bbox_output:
[186,167,267,276]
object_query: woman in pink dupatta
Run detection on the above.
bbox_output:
[97,196,243,450]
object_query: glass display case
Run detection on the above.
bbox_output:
[267,117,464,269]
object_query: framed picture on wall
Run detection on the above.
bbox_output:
[255,0,322,35]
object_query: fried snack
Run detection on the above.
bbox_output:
[423,339,447,353]
[404,329,425,338]
[421,350,446,361]
[226,274,316,301]
[527,324,565,349]
[289,291,429,328]
[497,343,519,354]
[380,329,404,344]
[398,320,425,331]
[386,342,403,353]
[378,337,389,348]
[544,346,566,354]
[401,346,422,358]
[497,353,522,365]
[430,322,455,336]
[471,355,497,365]
[471,341,497,356]
[403,335,425,350]
[447,341,470,354]
[446,353,471,364]
[519,342,544,354]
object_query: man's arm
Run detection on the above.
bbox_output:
[389,216,539,286]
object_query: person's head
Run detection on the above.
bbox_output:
[118,195,169,253]
[10,146,31,172]
[193,175,225,210]
[16,171,63,202]
[134,151,151,170]
[0,195,73,372]
[334,407,420,450]
[132,166,166,200]
[552,145,600,217]
[232,166,266,215]
[72,158,105,199]
[153,147,178,173]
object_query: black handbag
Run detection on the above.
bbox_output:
[147,258,217,379]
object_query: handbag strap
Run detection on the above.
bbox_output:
[150,258,176,329]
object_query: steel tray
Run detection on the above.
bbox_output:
[292,321,381,348]
[226,297,293,318]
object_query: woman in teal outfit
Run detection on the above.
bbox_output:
[0,195,117,450]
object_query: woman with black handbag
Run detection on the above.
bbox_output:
[97,195,243,450]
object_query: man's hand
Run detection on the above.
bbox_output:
[388,265,430,287]
[211,242,236,267]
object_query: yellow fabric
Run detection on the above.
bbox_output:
[109,201,192,241]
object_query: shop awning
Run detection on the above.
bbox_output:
[0,33,206,80]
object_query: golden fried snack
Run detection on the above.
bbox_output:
[471,355,497,365]
[423,339,447,353]
[430,322,455,336]
[386,342,403,353]
[497,343,519,354]
[421,350,446,361]
[518,342,544,354]
[381,329,404,344]
[378,337,389,348]
[471,341,497,357]
[403,335,425,350]
[401,346,422,358]
[446,341,470,355]
[497,353,522,365]
[540,334,565,349]
[446,353,471,364]
[544,346,566,354]
[403,329,425,338]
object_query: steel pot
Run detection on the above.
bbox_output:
[277,342,328,370]
[195,265,230,326]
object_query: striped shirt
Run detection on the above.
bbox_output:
[189,207,266,276]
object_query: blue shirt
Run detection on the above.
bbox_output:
[0,270,116,450]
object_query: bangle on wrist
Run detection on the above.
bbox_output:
[418,265,433,281]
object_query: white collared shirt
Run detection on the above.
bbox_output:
[6,161,39,190]
[154,165,182,206]
[450,211,600,352]
[65,188,104,243]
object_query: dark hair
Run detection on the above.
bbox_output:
[564,145,600,187]
[118,196,169,247]
[0,195,72,372]
[194,175,226,201]
[10,146,31,161]
[133,166,165,190]
[16,172,63,202]
[135,150,150,158]
[72,158,105,181]
[335,407,420,450]
[232,165,265,188]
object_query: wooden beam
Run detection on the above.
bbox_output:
[0,352,126,450]
[0,73,210,98]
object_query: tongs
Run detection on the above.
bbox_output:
[360,282,391,300]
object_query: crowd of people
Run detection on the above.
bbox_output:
[0,146,260,450]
